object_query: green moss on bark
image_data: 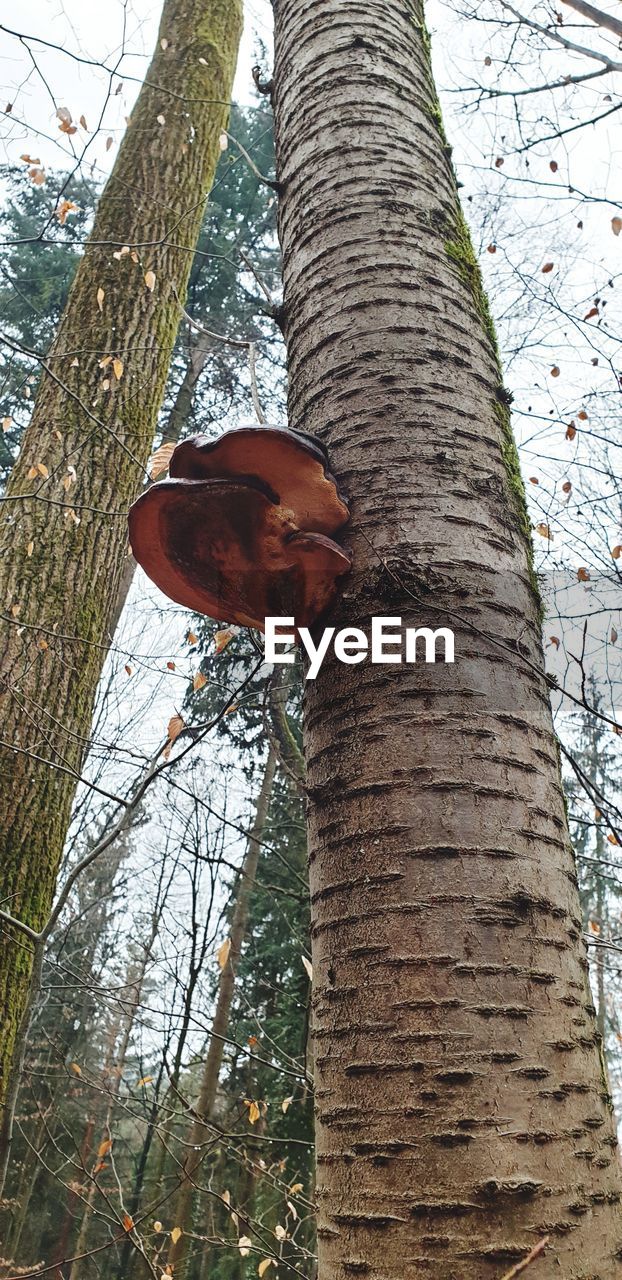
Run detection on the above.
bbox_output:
[0,0,243,1112]
[444,207,543,617]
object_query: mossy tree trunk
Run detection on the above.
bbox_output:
[0,0,243,1111]
[272,1,622,1275]
[167,748,276,1276]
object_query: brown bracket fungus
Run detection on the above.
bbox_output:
[128,426,351,632]
[170,425,349,535]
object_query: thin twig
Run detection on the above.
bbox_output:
[173,288,267,424]
[224,130,278,189]
[239,246,275,307]
[248,343,265,424]
[499,1237,549,1280]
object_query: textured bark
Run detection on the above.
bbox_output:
[0,0,242,1110]
[107,328,212,640]
[272,1,622,1276]
[168,748,276,1274]
[69,940,155,1280]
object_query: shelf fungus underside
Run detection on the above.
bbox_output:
[128,426,352,633]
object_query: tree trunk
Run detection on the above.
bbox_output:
[107,328,213,639]
[69,940,154,1280]
[168,748,276,1275]
[272,2,622,1276]
[0,0,243,1111]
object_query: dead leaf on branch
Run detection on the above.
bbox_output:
[148,441,176,479]
[163,713,185,760]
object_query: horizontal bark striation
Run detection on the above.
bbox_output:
[0,0,242,1105]
[272,0,622,1276]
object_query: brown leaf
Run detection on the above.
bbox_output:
[549,636,560,649]
[565,423,576,441]
[535,523,552,539]
[214,626,237,654]
[57,198,78,225]
[166,714,185,749]
[612,216,622,237]
[583,306,598,321]
[550,365,560,377]
[248,1100,260,1125]
[577,410,588,421]
[122,1213,134,1232]
[170,1226,182,1244]
[562,481,572,494]
[113,357,124,381]
[529,476,539,485]
[148,441,176,479]
[97,286,105,312]
[577,567,590,582]
[217,938,231,969]
[70,1062,82,1075]
[541,262,554,273]
[98,1138,112,1158]
[611,545,621,560]
[549,160,558,172]
[193,670,207,692]
[186,630,198,645]
[611,628,618,645]
[144,269,156,292]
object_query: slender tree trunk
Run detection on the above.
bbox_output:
[272,2,622,1276]
[51,1117,95,1280]
[107,328,212,639]
[168,748,277,1275]
[69,939,154,1280]
[0,0,242,1112]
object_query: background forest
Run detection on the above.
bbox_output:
[0,1,621,1277]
